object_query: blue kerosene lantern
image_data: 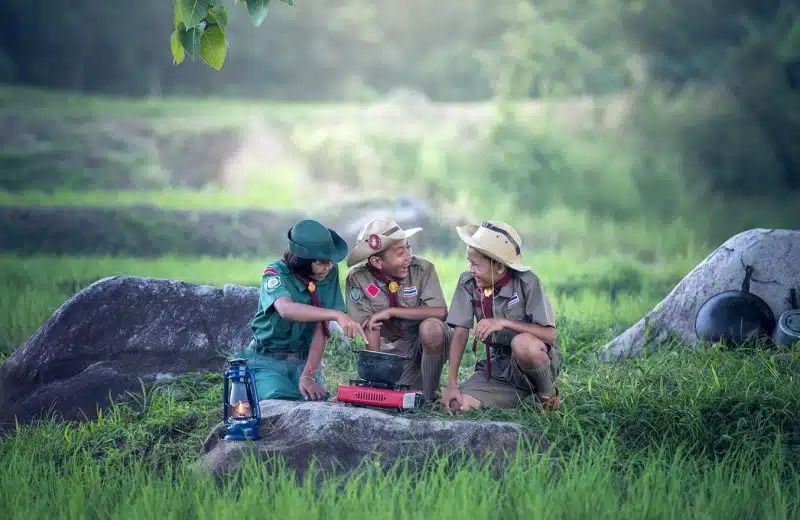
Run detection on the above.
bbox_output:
[222,358,261,441]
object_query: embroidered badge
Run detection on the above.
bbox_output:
[403,286,418,298]
[349,286,362,302]
[367,234,382,250]
[263,266,278,276]
[365,283,380,298]
[483,287,493,297]
[388,281,399,293]
[508,292,520,306]
[265,277,281,291]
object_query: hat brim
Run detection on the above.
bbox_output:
[345,227,422,267]
[456,224,530,272]
[288,228,349,263]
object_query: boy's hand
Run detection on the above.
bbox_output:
[474,318,507,342]
[442,385,463,415]
[365,308,393,331]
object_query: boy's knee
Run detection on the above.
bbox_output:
[419,318,446,353]
[511,333,550,369]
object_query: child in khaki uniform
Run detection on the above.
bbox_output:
[442,220,562,412]
[345,219,452,401]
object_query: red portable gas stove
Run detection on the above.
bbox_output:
[335,379,424,410]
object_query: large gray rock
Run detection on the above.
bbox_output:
[600,228,800,361]
[196,399,547,481]
[0,276,258,429]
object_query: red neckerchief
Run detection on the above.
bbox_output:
[470,271,512,378]
[367,265,400,307]
[292,272,330,339]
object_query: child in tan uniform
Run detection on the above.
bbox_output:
[345,219,452,401]
[442,220,562,412]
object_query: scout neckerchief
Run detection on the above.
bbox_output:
[471,270,512,378]
[367,265,400,307]
[291,272,330,340]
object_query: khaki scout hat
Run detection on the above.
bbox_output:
[456,220,530,272]
[345,219,422,267]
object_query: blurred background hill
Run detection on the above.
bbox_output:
[0,0,797,258]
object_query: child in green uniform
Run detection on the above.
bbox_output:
[240,219,367,401]
[442,220,562,413]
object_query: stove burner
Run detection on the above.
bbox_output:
[349,379,413,391]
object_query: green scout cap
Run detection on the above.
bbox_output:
[287,219,348,263]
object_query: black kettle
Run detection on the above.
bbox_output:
[695,265,776,347]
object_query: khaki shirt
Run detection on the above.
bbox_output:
[346,256,447,355]
[446,270,556,347]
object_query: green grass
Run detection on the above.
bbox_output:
[1,249,799,517]
[0,184,303,211]
[1,84,798,517]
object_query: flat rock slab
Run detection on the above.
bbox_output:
[196,399,547,481]
[600,228,800,361]
[0,276,258,429]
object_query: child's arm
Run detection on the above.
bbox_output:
[273,296,345,323]
[496,319,556,344]
[444,275,475,387]
[446,326,470,388]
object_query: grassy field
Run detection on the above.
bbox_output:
[1,86,798,518]
[1,249,799,518]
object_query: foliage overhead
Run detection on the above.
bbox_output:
[171,0,295,70]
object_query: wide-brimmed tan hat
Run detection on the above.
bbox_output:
[346,219,422,267]
[456,220,530,272]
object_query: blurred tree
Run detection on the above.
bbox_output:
[622,0,800,196]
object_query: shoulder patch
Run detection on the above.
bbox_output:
[349,285,362,302]
[403,286,418,298]
[365,283,380,298]
[263,266,278,276]
[264,276,281,291]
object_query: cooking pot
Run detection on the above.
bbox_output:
[353,349,406,385]
[695,265,776,347]
[773,288,800,347]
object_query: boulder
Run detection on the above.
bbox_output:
[0,276,258,429]
[599,229,800,361]
[195,399,547,481]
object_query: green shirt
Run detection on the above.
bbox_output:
[250,259,346,356]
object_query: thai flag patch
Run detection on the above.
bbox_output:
[403,286,418,298]
[508,292,520,306]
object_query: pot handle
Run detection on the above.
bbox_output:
[741,265,754,293]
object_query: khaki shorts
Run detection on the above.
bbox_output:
[380,319,452,390]
[460,342,562,409]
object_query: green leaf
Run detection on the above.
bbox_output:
[199,25,227,70]
[207,6,228,34]
[173,0,182,29]
[245,0,270,27]
[179,25,204,60]
[179,0,209,28]
[170,30,185,65]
